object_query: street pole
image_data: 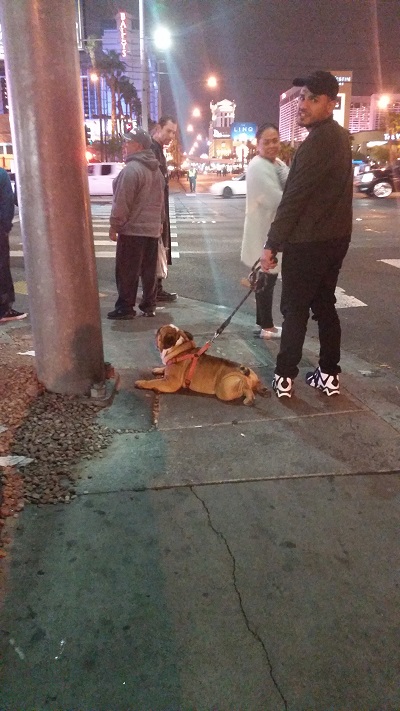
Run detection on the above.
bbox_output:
[139,0,148,131]
[0,0,105,395]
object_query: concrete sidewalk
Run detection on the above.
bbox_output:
[0,293,399,710]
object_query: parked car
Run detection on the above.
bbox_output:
[209,173,247,198]
[356,161,400,198]
[87,162,124,195]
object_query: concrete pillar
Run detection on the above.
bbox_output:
[0,0,105,394]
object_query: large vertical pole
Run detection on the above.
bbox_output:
[0,0,105,395]
[139,0,148,130]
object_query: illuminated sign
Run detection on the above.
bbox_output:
[384,133,400,140]
[119,12,127,57]
[231,122,257,142]
[333,94,345,127]
[213,128,231,139]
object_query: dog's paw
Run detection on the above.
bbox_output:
[152,367,165,376]
[258,387,271,398]
[134,380,146,389]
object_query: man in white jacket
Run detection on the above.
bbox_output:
[241,123,288,338]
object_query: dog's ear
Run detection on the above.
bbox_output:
[183,330,194,340]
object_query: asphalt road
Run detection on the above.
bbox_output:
[9,187,400,376]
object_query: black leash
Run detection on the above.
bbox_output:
[209,258,264,344]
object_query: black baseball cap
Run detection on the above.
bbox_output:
[121,127,152,149]
[293,71,339,100]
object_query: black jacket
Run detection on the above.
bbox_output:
[266,117,353,249]
[0,167,15,234]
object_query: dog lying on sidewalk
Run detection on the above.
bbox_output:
[134,324,267,405]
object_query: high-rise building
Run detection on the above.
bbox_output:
[208,99,236,158]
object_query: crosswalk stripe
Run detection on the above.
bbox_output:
[379,259,400,269]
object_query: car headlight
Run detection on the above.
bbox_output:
[361,173,374,184]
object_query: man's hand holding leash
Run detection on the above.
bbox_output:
[261,247,278,272]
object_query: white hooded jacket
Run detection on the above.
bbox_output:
[241,155,289,270]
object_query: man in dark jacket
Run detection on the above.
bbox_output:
[151,115,178,302]
[0,168,27,323]
[108,128,165,320]
[261,71,353,398]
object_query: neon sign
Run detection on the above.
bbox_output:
[119,12,127,57]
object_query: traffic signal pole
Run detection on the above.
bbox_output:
[0,0,105,394]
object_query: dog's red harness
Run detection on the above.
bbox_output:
[168,342,211,388]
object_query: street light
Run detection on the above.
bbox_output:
[187,124,194,132]
[196,134,202,141]
[378,95,391,110]
[192,107,201,117]
[207,75,217,88]
[153,26,172,50]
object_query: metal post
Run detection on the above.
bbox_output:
[139,0,148,130]
[0,0,105,395]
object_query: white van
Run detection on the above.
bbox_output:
[87,162,124,195]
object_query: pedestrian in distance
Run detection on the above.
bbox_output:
[151,115,178,303]
[188,166,197,193]
[261,71,353,398]
[0,167,27,323]
[107,128,165,321]
[241,123,289,339]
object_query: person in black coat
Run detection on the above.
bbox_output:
[151,115,178,302]
[0,168,27,323]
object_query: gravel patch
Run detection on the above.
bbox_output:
[0,328,114,548]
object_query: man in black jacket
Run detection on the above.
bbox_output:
[261,71,353,398]
[151,115,178,302]
[0,168,27,323]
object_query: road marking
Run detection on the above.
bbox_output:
[335,286,366,308]
[379,259,400,269]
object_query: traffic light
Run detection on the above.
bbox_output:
[84,125,92,144]
[124,120,133,132]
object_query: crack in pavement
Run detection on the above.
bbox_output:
[190,486,288,710]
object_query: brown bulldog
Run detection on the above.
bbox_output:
[135,324,267,405]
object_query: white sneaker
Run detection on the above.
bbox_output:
[259,327,282,339]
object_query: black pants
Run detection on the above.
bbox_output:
[256,272,278,329]
[0,230,14,315]
[115,235,158,313]
[276,239,350,379]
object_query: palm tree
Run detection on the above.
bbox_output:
[84,35,104,160]
[96,50,127,139]
[118,76,140,130]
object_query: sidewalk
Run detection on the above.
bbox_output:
[0,292,399,709]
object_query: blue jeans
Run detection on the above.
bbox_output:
[275,238,350,379]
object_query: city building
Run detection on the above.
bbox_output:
[208,99,236,159]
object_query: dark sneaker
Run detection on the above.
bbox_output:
[0,309,27,323]
[107,309,135,320]
[156,289,177,303]
[306,367,340,396]
[272,375,293,399]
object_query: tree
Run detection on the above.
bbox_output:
[118,76,141,128]
[96,50,127,139]
[84,35,104,160]
[385,112,400,163]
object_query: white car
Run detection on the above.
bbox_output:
[209,173,247,198]
[87,162,124,195]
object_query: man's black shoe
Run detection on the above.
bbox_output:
[156,289,177,302]
[107,309,135,320]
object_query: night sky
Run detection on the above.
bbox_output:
[84,0,400,135]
